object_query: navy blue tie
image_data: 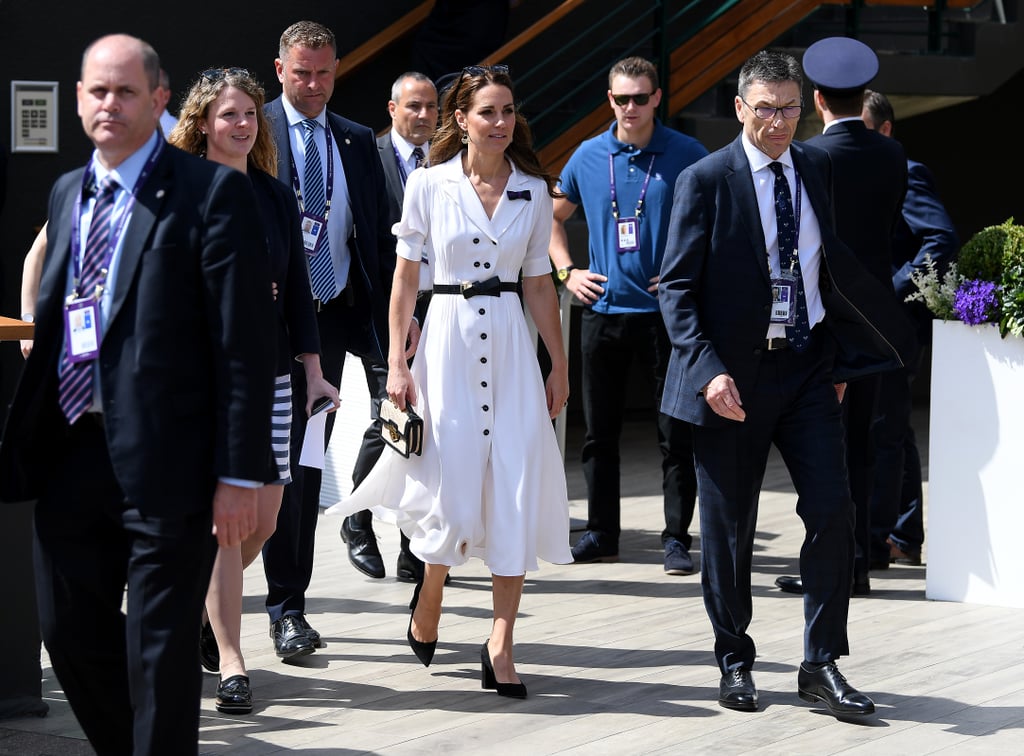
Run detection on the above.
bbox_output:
[302,119,335,303]
[769,162,810,352]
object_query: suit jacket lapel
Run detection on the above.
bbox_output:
[107,148,168,327]
[267,99,291,184]
[377,132,404,206]
[724,136,770,284]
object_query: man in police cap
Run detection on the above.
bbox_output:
[775,37,909,598]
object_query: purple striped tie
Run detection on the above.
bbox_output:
[58,176,117,423]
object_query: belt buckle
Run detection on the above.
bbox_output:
[460,281,474,297]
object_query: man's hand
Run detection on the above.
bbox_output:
[211,482,258,548]
[566,268,608,305]
[703,373,746,422]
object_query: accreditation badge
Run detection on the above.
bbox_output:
[63,297,101,362]
[616,217,640,253]
[769,273,798,326]
[301,212,327,256]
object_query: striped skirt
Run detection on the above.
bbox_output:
[271,373,293,485]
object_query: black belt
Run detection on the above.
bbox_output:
[765,337,790,351]
[433,277,518,298]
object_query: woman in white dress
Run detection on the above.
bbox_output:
[336,65,571,698]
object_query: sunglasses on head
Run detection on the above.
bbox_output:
[611,92,653,107]
[451,64,511,101]
[200,67,250,83]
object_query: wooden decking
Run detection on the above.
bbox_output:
[4,408,1024,755]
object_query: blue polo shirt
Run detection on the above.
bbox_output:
[558,120,708,314]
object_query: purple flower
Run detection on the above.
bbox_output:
[953,279,1000,325]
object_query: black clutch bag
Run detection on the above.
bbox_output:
[380,398,424,458]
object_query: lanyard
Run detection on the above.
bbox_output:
[70,136,164,298]
[288,120,334,220]
[767,167,803,274]
[609,151,655,220]
[392,143,411,186]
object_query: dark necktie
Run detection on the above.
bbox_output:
[411,146,425,170]
[58,176,117,423]
[302,119,335,303]
[769,161,811,351]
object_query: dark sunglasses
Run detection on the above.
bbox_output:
[200,67,250,83]
[611,92,653,107]
[451,64,511,101]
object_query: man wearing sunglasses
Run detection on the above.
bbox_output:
[550,56,708,574]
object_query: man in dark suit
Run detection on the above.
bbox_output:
[659,49,915,719]
[800,38,909,596]
[261,20,401,659]
[0,34,275,754]
[862,88,959,568]
[365,71,437,582]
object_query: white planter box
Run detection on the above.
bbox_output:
[927,320,1024,608]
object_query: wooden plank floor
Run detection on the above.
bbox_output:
[5,407,1024,755]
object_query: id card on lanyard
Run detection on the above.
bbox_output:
[64,138,163,363]
[768,169,802,327]
[289,122,334,257]
[610,152,655,253]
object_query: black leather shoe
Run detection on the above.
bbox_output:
[718,668,758,711]
[271,615,316,660]
[199,620,219,673]
[215,674,253,714]
[775,575,803,594]
[571,531,619,563]
[291,613,326,649]
[481,641,527,698]
[340,514,386,579]
[397,547,452,586]
[407,582,437,667]
[852,572,871,596]
[798,661,875,718]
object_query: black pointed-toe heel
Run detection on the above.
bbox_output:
[407,581,436,667]
[480,641,527,699]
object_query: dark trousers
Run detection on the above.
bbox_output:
[34,419,216,756]
[870,358,925,559]
[842,374,882,575]
[262,298,385,622]
[579,309,697,547]
[693,341,853,671]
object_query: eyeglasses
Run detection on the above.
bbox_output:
[611,93,653,107]
[200,67,250,83]
[741,98,802,120]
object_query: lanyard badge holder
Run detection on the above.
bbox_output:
[64,138,164,363]
[768,171,803,328]
[610,152,655,254]
[289,124,334,257]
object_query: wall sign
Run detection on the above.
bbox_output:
[11,81,59,153]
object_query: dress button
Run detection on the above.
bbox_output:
[483,262,491,269]
[483,429,490,436]
[478,308,485,315]
[480,357,487,363]
[482,405,489,412]
[474,261,481,267]
[481,333,487,340]
[481,381,487,387]
[473,238,480,244]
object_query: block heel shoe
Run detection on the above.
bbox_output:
[480,641,527,699]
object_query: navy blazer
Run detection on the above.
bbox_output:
[0,142,277,510]
[658,135,917,427]
[265,97,396,363]
[806,120,907,289]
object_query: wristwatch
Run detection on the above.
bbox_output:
[556,265,576,282]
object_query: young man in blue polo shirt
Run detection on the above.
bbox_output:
[549,56,708,573]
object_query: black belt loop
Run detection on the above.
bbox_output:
[765,337,790,351]
[433,277,518,298]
